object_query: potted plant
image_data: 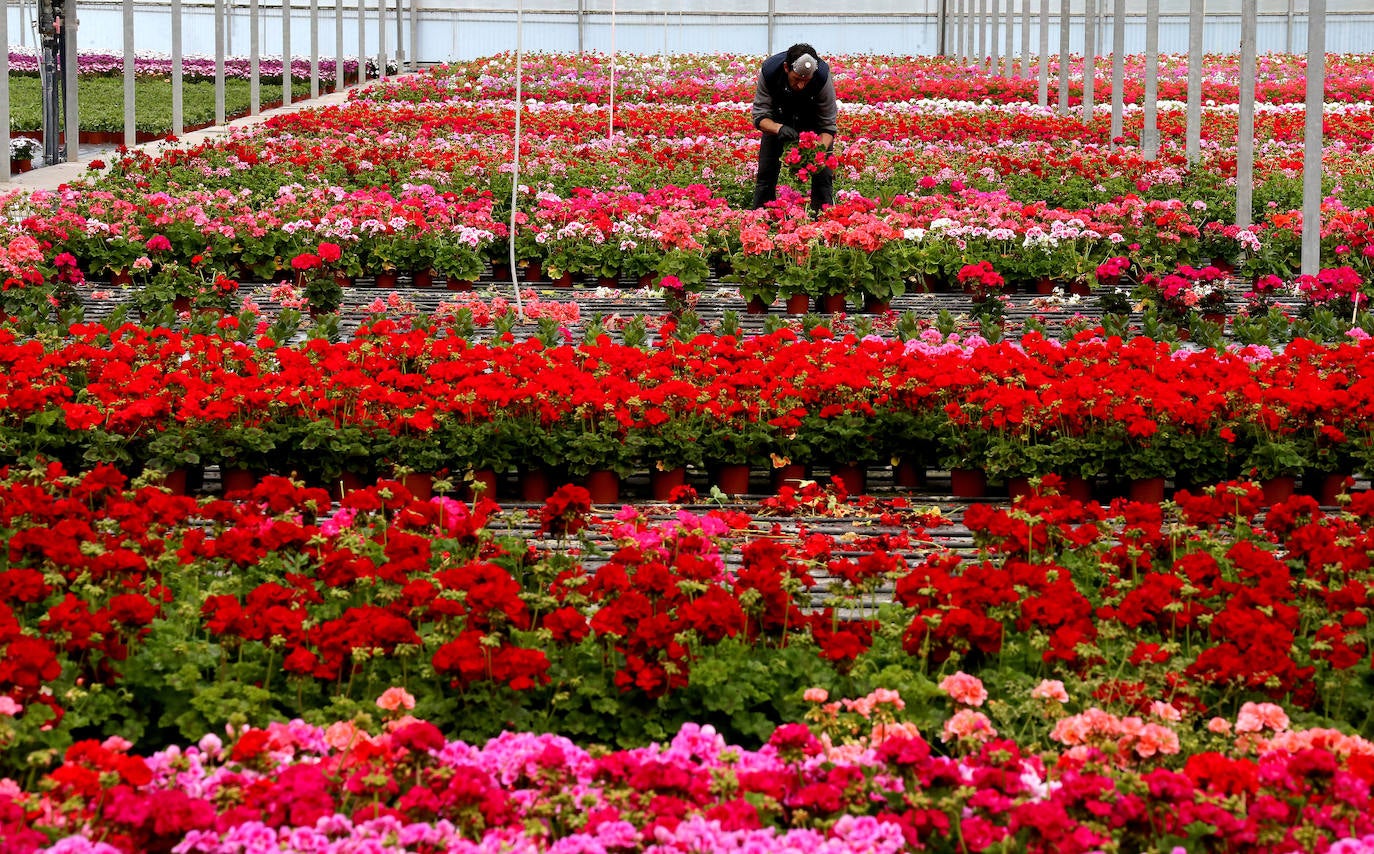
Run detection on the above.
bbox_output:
[209,423,282,486]
[699,415,776,494]
[792,408,884,494]
[808,245,866,312]
[1147,265,1231,325]
[553,416,645,481]
[1236,426,1312,494]
[291,242,347,314]
[144,424,204,493]
[432,237,488,289]
[934,404,991,497]
[655,248,712,292]
[726,248,791,311]
[10,137,40,173]
[131,260,201,318]
[641,413,708,498]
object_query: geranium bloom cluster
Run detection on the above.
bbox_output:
[0,51,1367,316]
[6,324,1374,489]
[6,456,1374,768]
[422,51,1374,107]
[1151,263,1231,316]
[9,686,1374,853]
[5,47,369,82]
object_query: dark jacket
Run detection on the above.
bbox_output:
[751,51,838,135]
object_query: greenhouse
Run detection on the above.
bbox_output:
[3,2,1374,852]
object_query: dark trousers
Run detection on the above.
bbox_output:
[750,132,834,212]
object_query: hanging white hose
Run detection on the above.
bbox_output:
[507,0,525,321]
[608,0,616,139]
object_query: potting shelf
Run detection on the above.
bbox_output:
[67,271,1282,344]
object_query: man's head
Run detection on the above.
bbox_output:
[784,43,821,88]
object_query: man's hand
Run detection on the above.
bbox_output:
[775,125,799,143]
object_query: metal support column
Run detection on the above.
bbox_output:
[1021,0,1030,77]
[1285,0,1295,55]
[954,0,964,61]
[335,0,344,89]
[1003,0,1014,77]
[1185,0,1205,163]
[966,0,976,61]
[1110,0,1124,143]
[1236,0,1257,228]
[1301,0,1326,275]
[250,0,260,115]
[358,0,366,84]
[1082,0,1095,125]
[1038,0,1048,104]
[172,0,183,135]
[1142,0,1159,159]
[1057,0,1069,115]
[978,0,987,66]
[214,0,226,126]
[938,0,947,56]
[767,0,774,55]
[310,0,319,98]
[1,0,8,180]
[409,0,418,70]
[64,0,80,163]
[284,0,294,101]
[123,0,135,147]
[990,0,999,73]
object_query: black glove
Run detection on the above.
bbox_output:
[775,125,799,143]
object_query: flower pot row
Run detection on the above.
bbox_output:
[949,470,1353,506]
[194,460,935,504]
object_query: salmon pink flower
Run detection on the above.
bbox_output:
[939,672,988,707]
[941,709,997,744]
[1235,702,1290,734]
[376,686,416,712]
[1031,680,1069,703]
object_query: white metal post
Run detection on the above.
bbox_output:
[1236,0,1256,228]
[1057,0,1069,115]
[990,0,999,73]
[251,0,260,115]
[335,0,344,89]
[767,0,774,55]
[1038,0,1049,105]
[409,0,418,70]
[1082,0,1095,125]
[284,0,294,102]
[123,0,135,147]
[1,0,9,180]
[64,0,80,162]
[310,0,319,98]
[1142,0,1159,159]
[1301,0,1326,275]
[509,0,525,316]
[1110,0,1124,143]
[377,0,386,81]
[1021,0,1031,77]
[1003,0,1014,78]
[172,0,183,135]
[978,0,987,67]
[954,0,964,62]
[215,0,226,126]
[1185,0,1205,163]
[358,0,366,84]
